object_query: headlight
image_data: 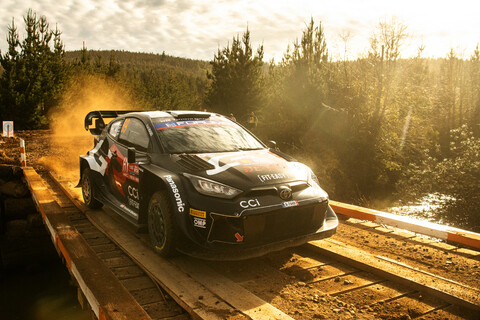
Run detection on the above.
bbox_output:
[308,170,321,189]
[290,162,329,200]
[184,173,242,199]
[308,171,329,200]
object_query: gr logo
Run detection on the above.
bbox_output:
[128,185,139,200]
[240,199,260,208]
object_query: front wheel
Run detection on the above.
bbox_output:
[148,192,177,257]
[81,167,103,209]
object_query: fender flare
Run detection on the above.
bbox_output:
[78,155,104,186]
[140,164,190,235]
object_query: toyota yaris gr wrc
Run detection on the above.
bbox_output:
[79,110,338,260]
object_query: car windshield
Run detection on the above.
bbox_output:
[153,118,264,154]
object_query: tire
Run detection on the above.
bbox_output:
[81,167,103,209]
[148,192,177,257]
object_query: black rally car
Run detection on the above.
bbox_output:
[79,110,338,260]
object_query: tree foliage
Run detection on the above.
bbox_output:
[205,28,264,119]
[398,125,480,231]
[0,9,68,128]
[1,11,480,230]
[66,48,208,111]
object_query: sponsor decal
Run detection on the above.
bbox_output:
[122,158,139,182]
[128,186,139,200]
[205,153,240,175]
[155,120,233,130]
[90,139,108,175]
[282,200,299,208]
[235,233,244,242]
[243,164,284,173]
[129,163,139,176]
[189,208,206,219]
[120,203,138,217]
[239,199,260,209]
[121,118,130,133]
[193,217,206,228]
[165,175,185,213]
[104,145,127,196]
[128,198,140,209]
[257,173,287,183]
[146,125,154,136]
[203,151,286,176]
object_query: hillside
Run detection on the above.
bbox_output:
[64,50,211,79]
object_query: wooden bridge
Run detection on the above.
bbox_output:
[4,165,480,319]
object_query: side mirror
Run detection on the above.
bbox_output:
[127,147,136,163]
[267,140,279,151]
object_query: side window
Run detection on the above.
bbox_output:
[118,118,150,152]
[108,119,124,139]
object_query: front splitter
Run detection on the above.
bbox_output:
[177,207,338,261]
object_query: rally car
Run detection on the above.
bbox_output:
[79,110,337,260]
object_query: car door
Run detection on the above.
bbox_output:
[108,117,150,216]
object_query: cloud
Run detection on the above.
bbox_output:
[1,0,479,61]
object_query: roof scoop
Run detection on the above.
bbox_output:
[168,111,211,119]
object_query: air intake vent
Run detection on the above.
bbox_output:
[177,155,215,171]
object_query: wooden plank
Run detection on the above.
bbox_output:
[23,167,151,320]
[308,239,480,312]
[172,257,294,320]
[84,208,240,320]
[55,172,294,320]
[88,209,294,320]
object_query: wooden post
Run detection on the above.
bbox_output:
[19,139,26,167]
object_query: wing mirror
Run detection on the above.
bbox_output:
[128,147,136,163]
[267,140,279,151]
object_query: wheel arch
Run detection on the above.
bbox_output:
[78,156,93,187]
[138,166,190,235]
[139,171,168,225]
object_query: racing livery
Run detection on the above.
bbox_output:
[79,110,338,260]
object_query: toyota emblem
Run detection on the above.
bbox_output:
[278,186,292,200]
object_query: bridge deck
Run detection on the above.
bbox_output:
[20,166,480,319]
[23,167,152,320]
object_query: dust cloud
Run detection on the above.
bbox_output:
[39,74,140,181]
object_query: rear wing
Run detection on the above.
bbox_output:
[84,110,137,135]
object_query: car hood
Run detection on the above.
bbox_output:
[172,149,310,188]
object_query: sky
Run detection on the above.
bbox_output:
[1,0,479,62]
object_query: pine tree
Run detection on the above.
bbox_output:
[205,28,264,120]
[0,18,22,123]
[0,10,68,128]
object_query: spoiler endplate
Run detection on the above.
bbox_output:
[84,110,138,135]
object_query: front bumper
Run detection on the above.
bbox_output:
[177,204,338,260]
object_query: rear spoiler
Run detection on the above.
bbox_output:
[84,110,138,135]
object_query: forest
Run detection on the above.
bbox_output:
[1,11,479,231]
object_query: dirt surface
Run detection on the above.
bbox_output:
[2,130,480,319]
[1,130,90,179]
[334,221,480,290]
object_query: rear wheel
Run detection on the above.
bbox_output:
[81,167,103,209]
[148,192,177,257]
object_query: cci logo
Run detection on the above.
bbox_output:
[128,186,139,200]
[240,199,260,208]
